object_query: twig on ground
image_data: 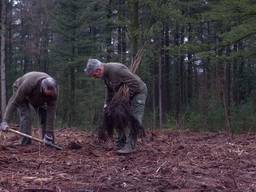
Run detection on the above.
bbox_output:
[155,161,168,174]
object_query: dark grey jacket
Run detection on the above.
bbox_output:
[103,63,146,104]
[3,72,58,132]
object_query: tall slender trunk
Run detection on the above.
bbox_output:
[67,36,78,126]
[162,23,171,114]
[187,23,193,107]
[6,0,13,78]
[158,54,163,129]
[117,26,126,64]
[117,0,126,64]
[69,66,75,125]
[199,21,209,129]
[180,26,185,110]
[106,0,113,62]
[174,24,181,128]
[224,61,231,133]
[128,0,139,57]
[1,0,7,115]
[152,76,156,129]
[40,0,50,72]
[224,47,231,133]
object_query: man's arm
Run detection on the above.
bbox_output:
[3,82,29,123]
[104,85,114,106]
[46,99,57,133]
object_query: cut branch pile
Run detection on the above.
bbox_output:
[130,48,144,73]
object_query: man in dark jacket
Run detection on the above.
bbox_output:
[0,72,58,145]
[84,59,147,154]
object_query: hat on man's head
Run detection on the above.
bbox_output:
[84,59,102,76]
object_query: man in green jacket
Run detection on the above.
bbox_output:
[84,59,147,154]
[0,72,58,145]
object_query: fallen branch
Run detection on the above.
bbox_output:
[155,161,168,174]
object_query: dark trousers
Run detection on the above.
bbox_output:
[117,84,148,149]
[18,103,47,144]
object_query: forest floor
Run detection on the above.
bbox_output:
[0,128,256,192]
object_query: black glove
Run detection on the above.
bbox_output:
[43,134,54,145]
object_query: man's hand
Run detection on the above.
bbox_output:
[0,121,9,131]
[43,134,54,145]
[103,104,108,113]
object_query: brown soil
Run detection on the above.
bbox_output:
[0,128,255,192]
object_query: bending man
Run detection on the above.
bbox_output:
[0,71,58,146]
[84,59,147,154]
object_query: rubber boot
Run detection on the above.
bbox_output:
[116,135,126,150]
[117,134,136,154]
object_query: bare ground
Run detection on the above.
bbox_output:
[0,128,256,192]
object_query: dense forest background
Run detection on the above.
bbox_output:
[0,0,256,132]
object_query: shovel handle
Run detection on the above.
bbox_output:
[8,128,63,150]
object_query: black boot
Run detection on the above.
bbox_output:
[117,142,135,154]
[117,135,136,154]
[116,136,126,149]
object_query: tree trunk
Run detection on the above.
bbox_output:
[117,0,126,64]
[6,0,13,78]
[223,62,231,134]
[174,24,181,128]
[1,0,7,115]
[40,0,50,72]
[69,66,75,126]
[162,23,171,114]
[106,0,113,62]
[152,76,156,129]
[187,23,193,107]
[224,47,232,133]
[158,54,163,129]
[128,0,139,57]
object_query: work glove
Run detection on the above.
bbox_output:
[43,134,54,145]
[103,104,108,115]
[0,121,9,131]
[103,103,107,110]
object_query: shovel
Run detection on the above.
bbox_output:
[9,128,63,150]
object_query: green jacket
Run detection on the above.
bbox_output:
[103,63,146,104]
[3,72,58,131]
